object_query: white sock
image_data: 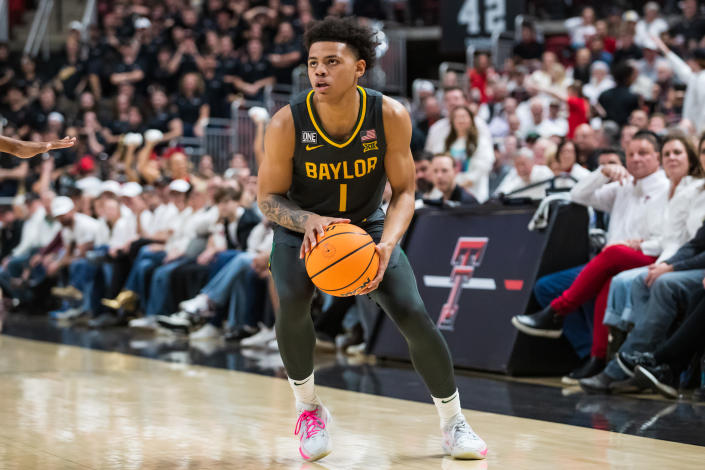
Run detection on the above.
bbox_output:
[288,373,320,410]
[432,389,462,429]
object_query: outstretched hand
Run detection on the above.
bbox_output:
[17,136,77,159]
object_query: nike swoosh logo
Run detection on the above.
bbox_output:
[306,144,324,151]
[293,377,311,386]
[441,393,458,404]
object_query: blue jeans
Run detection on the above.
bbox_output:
[534,264,592,359]
[145,257,193,317]
[604,268,705,379]
[0,251,34,300]
[201,252,261,328]
[124,245,166,310]
[603,266,647,331]
[203,252,255,306]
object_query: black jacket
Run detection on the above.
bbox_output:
[666,219,705,271]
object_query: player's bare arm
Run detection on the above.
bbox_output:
[357,96,415,295]
[0,135,77,159]
[257,106,349,258]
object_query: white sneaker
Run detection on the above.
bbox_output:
[128,316,158,330]
[346,342,367,355]
[442,414,487,460]
[54,307,86,321]
[240,324,276,347]
[295,404,332,461]
[157,311,192,331]
[179,294,209,315]
[189,323,222,340]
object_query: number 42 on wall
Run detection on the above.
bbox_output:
[457,0,507,36]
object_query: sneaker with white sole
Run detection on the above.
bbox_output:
[179,294,209,315]
[53,307,86,321]
[189,323,222,340]
[128,316,159,330]
[240,324,276,347]
[157,311,193,332]
[295,404,332,461]
[442,414,488,460]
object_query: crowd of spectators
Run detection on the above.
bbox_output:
[0,0,705,398]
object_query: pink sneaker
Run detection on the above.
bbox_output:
[294,405,332,461]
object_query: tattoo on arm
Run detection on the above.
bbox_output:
[258,195,313,233]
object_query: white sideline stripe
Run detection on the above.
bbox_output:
[423,276,497,290]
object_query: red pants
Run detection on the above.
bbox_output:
[550,245,656,359]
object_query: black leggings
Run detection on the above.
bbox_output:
[654,290,705,374]
[270,242,457,398]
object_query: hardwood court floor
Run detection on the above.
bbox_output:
[0,335,703,470]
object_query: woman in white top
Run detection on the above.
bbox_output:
[443,105,495,202]
[604,133,705,332]
[553,139,591,188]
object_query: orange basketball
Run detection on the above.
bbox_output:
[305,223,379,296]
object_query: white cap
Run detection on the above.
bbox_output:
[123,132,143,146]
[623,10,639,22]
[121,182,143,198]
[100,180,122,195]
[169,179,191,193]
[51,196,74,217]
[76,176,103,197]
[68,20,83,31]
[134,17,151,29]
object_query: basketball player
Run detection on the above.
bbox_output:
[257,18,487,462]
[0,135,76,159]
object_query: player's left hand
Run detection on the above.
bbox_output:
[355,241,394,296]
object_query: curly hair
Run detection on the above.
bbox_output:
[304,17,379,71]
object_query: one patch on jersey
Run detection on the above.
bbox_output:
[362,141,378,153]
[361,129,376,142]
[301,131,317,144]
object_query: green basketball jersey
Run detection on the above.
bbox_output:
[287,86,387,224]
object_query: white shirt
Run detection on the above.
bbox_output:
[565,17,596,47]
[494,164,555,199]
[664,51,705,134]
[107,215,138,250]
[583,78,615,105]
[454,117,495,203]
[687,182,705,237]
[635,18,669,48]
[12,206,61,256]
[640,176,705,262]
[570,168,670,244]
[150,203,180,235]
[246,222,274,255]
[165,206,219,255]
[61,213,109,248]
[537,116,568,138]
[424,116,495,203]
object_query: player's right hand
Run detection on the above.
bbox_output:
[300,215,350,259]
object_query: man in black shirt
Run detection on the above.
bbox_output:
[230,39,275,103]
[427,154,478,206]
[598,62,641,126]
[268,22,304,86]
[513,22,544,63]
[669,0,705,51]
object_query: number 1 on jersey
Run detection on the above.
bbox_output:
[339,184,347,212]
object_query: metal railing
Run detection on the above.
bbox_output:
[80,0,97,42]
[0,0,8,43]
[24,0,54,59]
[176,117,238,173]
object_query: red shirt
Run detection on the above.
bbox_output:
[567,96,589,138]
[469,69,488,103]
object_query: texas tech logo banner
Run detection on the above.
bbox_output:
[432,237,488,331]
